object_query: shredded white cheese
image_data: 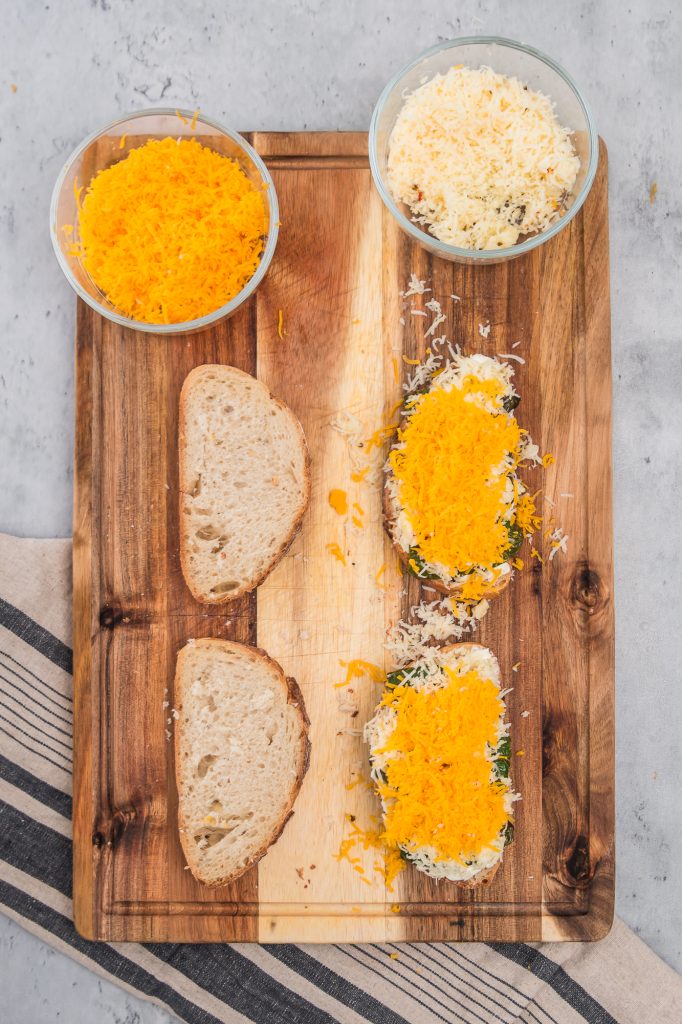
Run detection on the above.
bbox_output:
[387,66,580,250]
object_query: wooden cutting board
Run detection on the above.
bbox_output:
[73,132,614,943]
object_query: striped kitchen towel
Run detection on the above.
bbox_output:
[0,531,680,1024]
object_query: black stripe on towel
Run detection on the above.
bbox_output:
[0,681,73,738]
[0,717,72,769]
[0,879,224,1024]
[145,943,342,1024]
[350,943,485,1024]
[489,944,618,1024]
[0,752,72,817]
[0,799,73,897]
[0,599,72,675]
[438,946,558,1024]
[0,724,69,774]
[0,649,73,711]
[0,661,73,725]
[0,805,343,1024]
[267,944,414,1024]
[382,943,509,1024]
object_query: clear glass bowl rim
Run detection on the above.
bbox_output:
[369,35,599,262]
[49,107,280,334]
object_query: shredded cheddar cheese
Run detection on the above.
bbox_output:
[389,376,531,574]
[74,137,267,324]
[373,664,512,865]
[336,816,404,890]
[336,660,385,688]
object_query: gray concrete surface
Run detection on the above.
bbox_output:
[1,0,681,1020]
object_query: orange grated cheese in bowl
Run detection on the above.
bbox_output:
[73,137,267,324]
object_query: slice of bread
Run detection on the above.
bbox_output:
[179,364,310,603]
[366,642,514,888]
[174,638,310,886]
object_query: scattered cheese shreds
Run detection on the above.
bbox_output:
[74,137,266,324]
[326,542,347,566]
[328,489,348,515]
[375,666,512,863]
[401,273,431,297]
[335,660,385,689]
[277,309,285,339]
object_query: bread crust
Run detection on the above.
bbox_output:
[178,364,312,604]
[174,638,311,887]
[381,642,513,889]
[382,480,511,599]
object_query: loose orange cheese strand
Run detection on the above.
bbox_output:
[326,542,347,565]
[365,424,397,453]
[336,660,385,688]
[76,137,266,324]
[328,489,348,515]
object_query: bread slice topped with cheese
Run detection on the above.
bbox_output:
[179,364,310,603]
[384,353,540,601]
[364,642,517,887]
[174,638,311,886]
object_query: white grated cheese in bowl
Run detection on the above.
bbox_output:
[387,65,580,251]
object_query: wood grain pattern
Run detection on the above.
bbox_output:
[73,132,613,942]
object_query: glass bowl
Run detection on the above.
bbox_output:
[369,37,598,265]
[50,109,279,334]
